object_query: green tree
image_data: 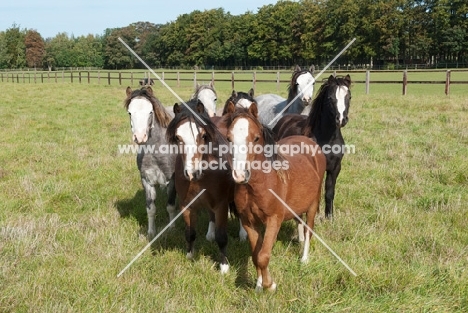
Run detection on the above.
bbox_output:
[4,23,26,68]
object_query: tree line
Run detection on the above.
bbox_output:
[1,0,467,70]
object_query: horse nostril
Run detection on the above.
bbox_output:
[245,169,251,182]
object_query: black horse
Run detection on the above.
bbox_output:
[273,75,351,219]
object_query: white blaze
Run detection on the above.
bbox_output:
[336,86,349,124]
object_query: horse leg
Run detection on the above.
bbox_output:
[166,174,177,228]
[325,162,341,219]
[182,207,197,260]
[142,178,157,241]
[301,198,319,263]
[214,205,229,274]
[296,213,305,242]
[205,211,216,242]
[240,220,263,291]
[258,216,282,292]
[229,201,247,241]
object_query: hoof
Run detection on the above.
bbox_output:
[220,263,229,274]
[301,256,309,264]
[267,282,277,292]
[186,252,194,260]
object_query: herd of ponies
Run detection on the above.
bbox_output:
[123,65,352,292]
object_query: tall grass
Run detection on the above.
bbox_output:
[0,80,467,312]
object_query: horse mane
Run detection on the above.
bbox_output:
[124,87,172,128]
[303,75,351,137]
[166,99,229,163]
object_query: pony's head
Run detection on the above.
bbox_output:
[225,102,277,184]
[166,99,226,181]
[289,65,316,105]
[325,75,351,127]
[222,88,256,115]
[124,86,172,144]
[191,82,217,117]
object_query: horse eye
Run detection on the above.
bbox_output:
[128,112,131,116]
[254,136,260,143]
[214,98,217,102]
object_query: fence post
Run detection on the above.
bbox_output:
[177,71,180,87]
[79,71,82,83]
[365,70,370,95]
[211,71,215,86]
[71,71,73,83]
[253,71,256,90]
[98,71,100,84]
[1,73,3,82]
[47,72,50,82]
[17,74,19,83]
[62,71,64,83]
[276,71,280,92]
[87,71,90,84]
[22,72,25,83]
[402,70,407,95]
[231,72,235,90]
[130,72,133,86]
[108,72,111,85]
[41,73,44,83]
[55,72,57,83]
[119,72,122,85]
[194,71,197,89]
[445,70,451,96]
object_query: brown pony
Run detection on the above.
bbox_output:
[166,99,234,273]
[225,102,326,292]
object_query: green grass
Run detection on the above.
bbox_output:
[0,79,467,312]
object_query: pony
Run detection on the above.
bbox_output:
[254,65,315,128]
[225,102,326,292]
[124,86,177,241]
[216,88,256,116]
[191,82,218,117]
[166,99,234,273]
[273,75,352,219]
[165,82,218,118]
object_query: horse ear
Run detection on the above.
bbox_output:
[126,87,132,97]
[231,90,237,98]
[248,88,255,97]
[173,103,181,114]
[309,65,315,75]
[248,102,258,119]
[344,74,352,86]
[146,86,154,96]
[209,80,214,88]
[294,65,301,72]
[196,99,205,114]
[226,101,236,114]
[328,75,335,84]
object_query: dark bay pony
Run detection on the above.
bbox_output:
[273,75,352,219]
[255,65,315,128]
[124,86,177,241]
[225,102,326,292]
[166,99,234,273]
[216,88,256,116]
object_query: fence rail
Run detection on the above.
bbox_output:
[1,69,467,95]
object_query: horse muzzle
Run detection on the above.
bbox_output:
[232,169,251,184]
[133,132,148,144]
[184,168,203,181]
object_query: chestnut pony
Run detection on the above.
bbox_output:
[225,102,326,292]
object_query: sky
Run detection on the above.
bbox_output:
[0,0,280,39]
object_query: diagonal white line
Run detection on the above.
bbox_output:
[117,189,206,277]
[118,37,207,125]
[268,189,358,277]
[268,38,357,126]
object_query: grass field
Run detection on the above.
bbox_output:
[0,75,467,312]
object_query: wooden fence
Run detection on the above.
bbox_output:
[1,69,467,95]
